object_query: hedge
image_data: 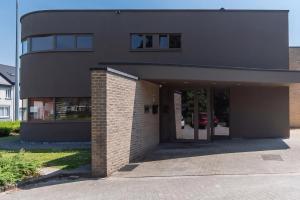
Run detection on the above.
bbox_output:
[0,121,20,137]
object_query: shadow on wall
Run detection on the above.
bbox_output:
[142,137,290,162]
[129,81,160,162]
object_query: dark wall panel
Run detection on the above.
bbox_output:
[21,121,91,142]
[230,86,289,138]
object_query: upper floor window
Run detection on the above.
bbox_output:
[159,34,181,49]
[145,35,153,48]
[131,33,181,50]
[31,35,54,51]
[56,35,76,49]
[5,89,11,99]
[22,39,29,54]
[21,34,93,55]
[131,34,154,49]
[159,34,169,49]
[169,34,181,48]
[131,34,144,49]
[77,35,93,49]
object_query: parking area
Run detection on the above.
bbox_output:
[113,130,300,178]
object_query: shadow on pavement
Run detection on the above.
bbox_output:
[143,138,290,162]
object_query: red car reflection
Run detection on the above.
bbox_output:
[198,112,219,129]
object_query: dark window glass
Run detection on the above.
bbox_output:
[145,35,153,48]
[31,36,54,51]
[159,34,169,48]
[28,98,54,121]
[76,35,93,49]
[55,98,91,120]
[169,34,181,48]
[131,34,143,49]
[56,35,75,49]
[22,39,28,54]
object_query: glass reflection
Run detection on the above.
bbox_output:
[213,89,230,137]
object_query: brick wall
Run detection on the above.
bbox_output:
[91,69,159,177]
[289,48,300,127]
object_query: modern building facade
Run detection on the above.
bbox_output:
[289,47,300,127]
[20,9,300,176]
[0,64,16,121]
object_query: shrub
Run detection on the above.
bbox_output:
[0,121,20,137]
[0,150,40,186]
[0,128,10,137]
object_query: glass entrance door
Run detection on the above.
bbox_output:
[196,89,209,140]
[212,88,230,139]
[174,88,230,141]
[176,90,195,140]
[175,89,210,141]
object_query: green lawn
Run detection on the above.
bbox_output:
[0,149,91,170]
[0,133,91,187]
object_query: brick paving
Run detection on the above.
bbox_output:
[113,130,300,178]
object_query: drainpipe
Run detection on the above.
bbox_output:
[14,0,19,121]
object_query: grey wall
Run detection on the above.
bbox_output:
[21,121,91,142]
[230,86,290,138]
[21,10,289,98]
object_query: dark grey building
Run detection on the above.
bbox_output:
[20,9,300,144]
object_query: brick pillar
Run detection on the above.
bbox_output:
[91,70,107,177]
[91,68,159,177]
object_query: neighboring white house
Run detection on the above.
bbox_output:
[0,64,16,121]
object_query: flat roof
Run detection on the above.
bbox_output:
[94,62,300,86]
[21,9,289,21]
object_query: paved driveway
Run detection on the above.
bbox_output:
[2,173,300,200]
[2,130,300,200]
[113,130,300,178]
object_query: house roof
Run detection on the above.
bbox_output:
[0,64,15,85]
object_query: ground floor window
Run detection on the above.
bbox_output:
[29,98,55,121]
[55,98,91,120]
[0,106,10,118]
[27,97,91,121]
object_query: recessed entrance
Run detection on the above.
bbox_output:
[175,88,230,142]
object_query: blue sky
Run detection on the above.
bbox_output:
[0,0,299,66]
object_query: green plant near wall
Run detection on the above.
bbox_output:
[0,150,40,187]
[0,121,21,137]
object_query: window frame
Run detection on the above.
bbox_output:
[130,33,182,52]
[144,35,153,48]
[0,106,10,119]
[159,34,169,49]
[169,34,182,49]
[22,39,29,54]
[25,97,91,123]
[55,35,76,50]
[130,34,145,49]
[76,35,94,49]
[21,34,94,56]
[28,97,55,122]
[5,88,11,100]
[30,35,55,52]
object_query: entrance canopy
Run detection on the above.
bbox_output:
[96,63,300,86]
